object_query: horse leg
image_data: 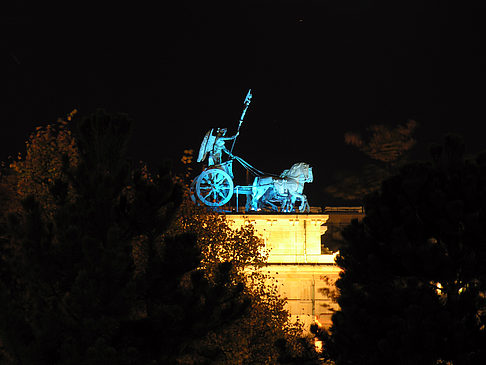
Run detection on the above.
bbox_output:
[285,195,291,212]
[251,190,261,211]
[305,198,310,212]
[299,194,309,212]
[251,178,260,211]
[289,191,306,212]
[280,195,289,212]
[245,193,252,212]
[283,192,293,212]
[252,181,269,211]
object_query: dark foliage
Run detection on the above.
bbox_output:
[0,110,250,364]
[325,120,418,202]
[320,135,486,364]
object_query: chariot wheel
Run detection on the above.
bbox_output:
[195,168,234,207]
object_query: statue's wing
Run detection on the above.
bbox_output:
[197,129,215,162]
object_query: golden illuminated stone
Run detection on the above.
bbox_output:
[227,213,340,331]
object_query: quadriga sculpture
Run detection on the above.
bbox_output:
[192,90,314,213]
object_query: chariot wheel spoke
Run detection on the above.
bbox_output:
[217,191,227,198]
[203,191,212,199]
[195,168,234,207]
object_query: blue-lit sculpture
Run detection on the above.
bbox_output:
[197,128,238,167]
[251,162,313,213]
[192,90,313,212]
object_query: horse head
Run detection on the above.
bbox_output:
[306,166,313,183]
[285,162,312,182]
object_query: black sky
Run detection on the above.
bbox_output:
[2,1,486,206]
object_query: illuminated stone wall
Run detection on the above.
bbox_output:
[226,214,335,264]
[227,214,340,330]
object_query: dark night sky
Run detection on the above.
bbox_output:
[2,1,486,206]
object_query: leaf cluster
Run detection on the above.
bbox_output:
[165,199,320,364]
[326,120,418,202]
[9,110,79,219]
[345,120,417,166]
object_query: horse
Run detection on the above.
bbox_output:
[251,162,313,213]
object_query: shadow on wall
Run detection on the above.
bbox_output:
[322,206,364,253]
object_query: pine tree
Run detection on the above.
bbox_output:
[317,135,486,364]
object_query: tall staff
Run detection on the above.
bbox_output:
[230,89,252,154]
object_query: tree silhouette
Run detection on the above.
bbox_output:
[1,110,320,364]
[9,110,79,218]
[316,135,486,364]
[326,120,418,202]
[345,120,417,167]
[0,110,253,364]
